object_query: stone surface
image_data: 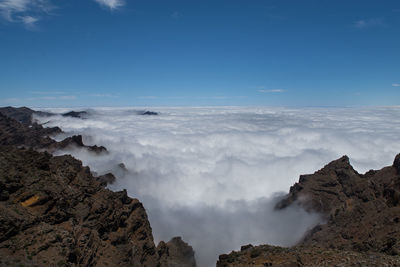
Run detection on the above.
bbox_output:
[157,237,197,267]
[219,154,400,266]
[62,111,88,118]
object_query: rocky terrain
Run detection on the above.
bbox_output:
[0,107,196,267]
[218,155,400,266]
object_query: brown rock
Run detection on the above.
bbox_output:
[157,237,197,267]
[220,154,400,266]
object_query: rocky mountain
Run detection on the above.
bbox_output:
[218,155,400,266]
[0,106,52,126]
[0,107,196,267]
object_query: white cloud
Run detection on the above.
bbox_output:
[0,0,53,28]
[0,0,125,28]
[392,83,400,87]
[34,106,400,267]
[94,0,125,9]
[27,95,76,101]
[258,89,285,93]
[31,91,66,95]
[353,18,385,29]
[20,15,39,28]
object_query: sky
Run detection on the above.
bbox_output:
[0,0,399,107]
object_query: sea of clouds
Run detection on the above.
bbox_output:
[35,106,400,267]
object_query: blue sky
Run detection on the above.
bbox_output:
[0,0,399,107]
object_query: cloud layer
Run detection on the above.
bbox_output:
[35,106,400,266]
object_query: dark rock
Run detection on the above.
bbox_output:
[0,106,53,126]
[49,135,108,155]
[62,111,87,118]
[241,244,253,251]
[394,153,400,174]
[141,111,158,116]
[58,135,85,148]
[221,154,400,266]
[157,236,197,267]
[97,173,116,185]
[0,146,160,266]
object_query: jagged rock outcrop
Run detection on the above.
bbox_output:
[141,111,158,116]
[217,245,400,267]
[218,154,400,266]
[0,146,158,267]
[0,106,52,126]
[0,110,106,155]
[0,107,197,267]
[0,112,59,148]
[157,237,197,267]
[49,135,108,155]
[62,111,88,119]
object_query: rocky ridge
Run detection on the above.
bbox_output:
[218,155,400,266]
[0,107,196,267]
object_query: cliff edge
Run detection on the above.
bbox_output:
[0,107,196,267]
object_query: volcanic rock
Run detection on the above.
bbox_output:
[0,146,159,266]
[97,173,117,185]
[0,106,52,126]
[62,111,88,118]
[157,237,197,267]
[141,111,158,116]
[0,106,197,267]
[217,245,400,267]
[51,135,108,155]
[218,154,400,266]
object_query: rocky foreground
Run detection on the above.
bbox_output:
[0,107,196,267]
[218,155,400,266]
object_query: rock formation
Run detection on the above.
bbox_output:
[62,111,88,119]
[141,111,158,116]
[218,154,400,266]
[0,107,196,267]
[157,237,197,267]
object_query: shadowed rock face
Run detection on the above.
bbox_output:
[50,135,108,155]
[0,110,106,155]
[141,111,158,116]
[0,112,59,148]
[218,154,400,266]
[62,111,88,119]
[0,107,197,267]
[0,146,158,267]
[0,106,52,126]
[157,237,197,267]
[276,154,400,254]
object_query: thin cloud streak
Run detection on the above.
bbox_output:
[353,18,385,29]
[258,89,286,93]
[392,83,400,87]
[30,91,67,95]
[94,0,125,9]
[0,0,125,28]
